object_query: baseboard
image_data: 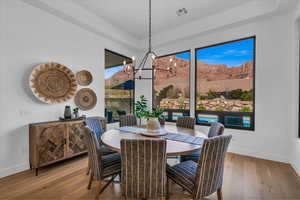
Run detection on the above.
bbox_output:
[228,145,289,163]
[0,162,29,179]
[290,163,300,180]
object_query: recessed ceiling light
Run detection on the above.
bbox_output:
[176,8,188,16]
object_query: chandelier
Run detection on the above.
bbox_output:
[124,0,172,80]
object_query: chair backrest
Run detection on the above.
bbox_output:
[119,115,137,127]
[83,127,103,180]
[158,117,165,126]
[208,122,224,138]
[176,116,195,129]
[193,135,232,199]
[117,110,127,116]
[121,139,167,199]
[85,116,106,141]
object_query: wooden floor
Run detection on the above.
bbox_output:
[0,153,300,200]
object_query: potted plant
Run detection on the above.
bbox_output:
[144,108,164,132]
[135,95,164,132]
[134,95,148,125]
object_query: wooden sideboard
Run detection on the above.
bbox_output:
[29,120,87,176]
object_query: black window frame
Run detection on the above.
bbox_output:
[194,36,256,131]
[152,50,192,122]
[104,49,135,124]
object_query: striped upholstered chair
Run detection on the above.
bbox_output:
[83,127,121,197]
[158,117,166,126]
[176,116,195,129]
[167,135,232,200]
[85,117,115,175]
[121,139,167,200]
[119,115,137,127]
[180,122,225,162]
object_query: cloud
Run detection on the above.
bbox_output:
[223,49,248,56]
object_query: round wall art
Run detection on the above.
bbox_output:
[29,62,78,104]
[76,70,93,86]
[74,88,97,110]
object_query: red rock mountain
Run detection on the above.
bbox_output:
[105,57,253,94]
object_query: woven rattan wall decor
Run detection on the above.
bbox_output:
[76,70,93,86]
[29,62,78,103]
[74,88,97,110]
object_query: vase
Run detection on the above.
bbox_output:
[74,112,80,119]
[64,106,72,119]
[147,117,161,133]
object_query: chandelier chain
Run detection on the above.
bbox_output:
[149,0,152,52]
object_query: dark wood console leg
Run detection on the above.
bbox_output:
[35,168,38,176]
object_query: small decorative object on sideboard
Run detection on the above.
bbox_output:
[73,107,80,119]
[64,105,72,119]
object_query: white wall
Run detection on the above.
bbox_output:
[136,13,295,164]
[289,3,300,177]
[0,0,137,178]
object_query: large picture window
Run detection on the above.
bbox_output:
[195,37,255,130]
[153,51,191,122]
[105,49,134,123]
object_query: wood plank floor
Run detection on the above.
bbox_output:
[0,153,300,200]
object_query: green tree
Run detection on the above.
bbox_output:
[207,90,218,99]
[215,107,224,111]
[197,105,206,110]
[240,106,251,112]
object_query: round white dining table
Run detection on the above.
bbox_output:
[101,124,207,156]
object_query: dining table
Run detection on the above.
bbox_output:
[101,124,207,156]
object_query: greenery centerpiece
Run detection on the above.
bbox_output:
[135,95,164,132]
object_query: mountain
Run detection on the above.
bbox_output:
[105,57,253,94]
[154,56,253,94]
[105,65,133,88]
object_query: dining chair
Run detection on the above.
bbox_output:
[120,139,167,200]
[180,122,224,162]
[119,115,137,127]
[176,116,195,129]
[83,127,121,198]
[167,135,232,200]
[158,117,166,126]
[85,117,116,175]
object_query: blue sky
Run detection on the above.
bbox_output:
[175,51,191,60]
[196,38,254,67]
[105,65,123,79]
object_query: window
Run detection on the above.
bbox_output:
[153,51,191,122]
[195,37,255,130]
[105,49,134,123]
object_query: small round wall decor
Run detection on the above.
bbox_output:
[76,70,93,86]
[74,88,97,110]
[29,62,77,103]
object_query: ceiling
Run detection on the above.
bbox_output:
[72,0,255,39]
[105,49,132,68]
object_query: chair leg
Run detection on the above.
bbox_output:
[95,180,102,198]
[87,174,93,190]
[86,158,90,175]
[217,188,223,200]
[166,177,170,199]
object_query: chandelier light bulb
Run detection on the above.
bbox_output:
[123,60,126,65]
[174,63,177,67]
[132,56,135,61]
[169,58,173,62]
